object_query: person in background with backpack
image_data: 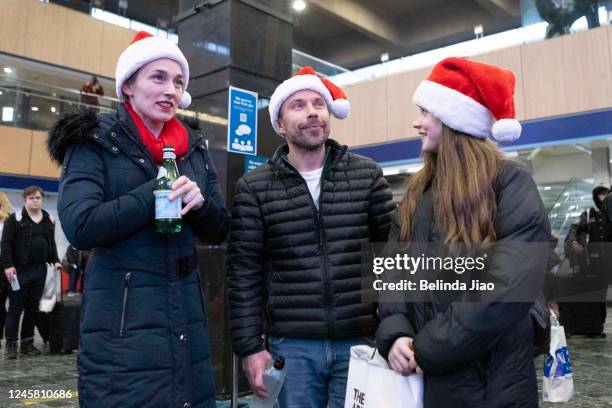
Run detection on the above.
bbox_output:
[566,185,610,336]
[1,186,61,359]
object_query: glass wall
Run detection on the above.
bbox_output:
[383,141,610,242]
[0,54,226,133]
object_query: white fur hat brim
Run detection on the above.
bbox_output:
[413,80,495,139]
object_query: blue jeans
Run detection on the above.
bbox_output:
[268,337,371,408]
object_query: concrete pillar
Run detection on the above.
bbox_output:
[176,0,293,399]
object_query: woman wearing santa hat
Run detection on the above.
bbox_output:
[376,57,551,407]
[48,31,228,407]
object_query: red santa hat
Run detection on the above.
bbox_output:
[269,66,350,132]
[115,31,192,109]
[413,57,521,142]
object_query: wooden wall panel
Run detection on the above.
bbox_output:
[29,131,60,178]
[62,8,104,74]
[0,0,28,56]
[4,0,612,153]
[332,78,388,147]
[23,0,67,66]
[100,24,135,78]
[0,126,33,175]
[522,26,612,120]
[5,0,134,77]
[473,46,526,121]
[385,67,430,142]
[330,114,354,147]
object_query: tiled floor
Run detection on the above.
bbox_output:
[0,308,610,407]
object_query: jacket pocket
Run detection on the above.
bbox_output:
[119,272,132,338]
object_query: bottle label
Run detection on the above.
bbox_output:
[154,190,181,219]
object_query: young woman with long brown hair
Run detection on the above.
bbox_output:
[376,57,551,407]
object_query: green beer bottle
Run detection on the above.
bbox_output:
[154,145,183,233]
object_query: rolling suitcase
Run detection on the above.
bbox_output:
[559,301,605,336]
[49,272,81,354]
[556,268,606,337]
[49,299,80,353]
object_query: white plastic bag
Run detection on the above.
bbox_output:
[543,310,574,402]
[344,345,424,408]
[39,263,60,313]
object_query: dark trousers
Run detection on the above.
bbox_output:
[35,312,49,342]
[68,265,81,292]
[0,275,8,341]
[589,251,608,324]
[5,265,46,343]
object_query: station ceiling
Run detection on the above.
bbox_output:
[51,0,522,70]
[292,0,521,69]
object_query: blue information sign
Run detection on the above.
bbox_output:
[244,155,268,174]
[227,86,258,155]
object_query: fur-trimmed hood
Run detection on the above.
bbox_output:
[47,108,99,165]
[47,107,203,166]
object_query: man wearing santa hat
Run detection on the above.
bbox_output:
[227,66,394,407]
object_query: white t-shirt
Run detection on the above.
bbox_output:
[299,167,324,209]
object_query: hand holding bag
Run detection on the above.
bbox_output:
[344,345,424,408]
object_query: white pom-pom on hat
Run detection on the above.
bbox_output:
[179,91,192,110]
[492,118,521,142]
[330,98,351,119]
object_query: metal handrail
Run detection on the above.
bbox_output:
[0,74,228,125]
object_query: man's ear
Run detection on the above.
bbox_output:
[276,119,287,138]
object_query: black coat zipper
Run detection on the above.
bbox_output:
[317,203,333,338]
[119,272,132,338]
[281,154,334,337]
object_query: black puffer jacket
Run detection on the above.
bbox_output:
[376,160,551,408]
[227,139,394,357]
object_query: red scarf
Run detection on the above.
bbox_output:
[125,103,188,164]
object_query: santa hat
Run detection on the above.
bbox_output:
[115,31,192,109]
[269,66,350,132]
[413,57,521,142]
